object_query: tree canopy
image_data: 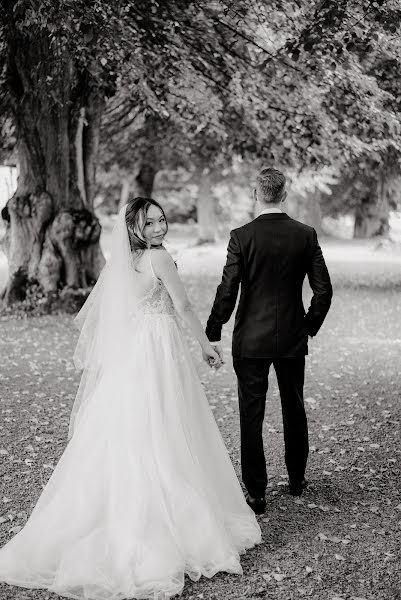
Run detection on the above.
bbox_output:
[0,0,400,309]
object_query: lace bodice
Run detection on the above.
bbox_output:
[141,277,175,315]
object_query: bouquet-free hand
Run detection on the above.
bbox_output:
[202,344,224,370]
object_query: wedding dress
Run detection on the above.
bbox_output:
[0,205,261,600]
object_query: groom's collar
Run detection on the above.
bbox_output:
[258,207,283,215]
[255,211,290,221]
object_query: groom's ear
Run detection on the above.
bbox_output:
[280,190,287,203]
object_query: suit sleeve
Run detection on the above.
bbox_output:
[205,230,242,342]
[304,228,333,337]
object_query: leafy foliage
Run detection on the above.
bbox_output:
[1,0,400,220]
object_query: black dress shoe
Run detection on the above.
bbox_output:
[288,478,309,497]
[245,492,266,515]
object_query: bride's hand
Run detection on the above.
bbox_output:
[202,345,223,370]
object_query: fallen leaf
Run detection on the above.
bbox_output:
[8,525,22,535]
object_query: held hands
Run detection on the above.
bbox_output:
[202,343,225,370]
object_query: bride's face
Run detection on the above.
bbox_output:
[144,205,167,246]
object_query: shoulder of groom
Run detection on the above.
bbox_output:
[284,216,314,235]
[230,224,245,236]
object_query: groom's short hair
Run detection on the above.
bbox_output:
[256,168,286,203]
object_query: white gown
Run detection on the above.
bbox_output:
[0,250,262,600]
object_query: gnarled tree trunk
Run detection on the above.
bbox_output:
[0,28,105,309]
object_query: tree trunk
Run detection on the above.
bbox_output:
[285,191,301,220]
[118,178,131,210]
[353,175,390,239]
[133,163,157,198]
[196,168,216,244]
[286,190,323,232]
[307,190,324,234]
[1,130,104,304]
[0,32,105,308]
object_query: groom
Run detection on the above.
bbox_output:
[206,168,332,514]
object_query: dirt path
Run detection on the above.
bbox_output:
[0,243,400,600]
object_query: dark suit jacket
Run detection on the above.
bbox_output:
[205,213,333,358]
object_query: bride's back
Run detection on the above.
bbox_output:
[133,248,176,316]
[131,249,157,298]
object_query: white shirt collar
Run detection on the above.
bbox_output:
[258,207,283,216]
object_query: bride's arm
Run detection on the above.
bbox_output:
[151,248,215,354]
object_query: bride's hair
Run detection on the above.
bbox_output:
[125,197,168,265]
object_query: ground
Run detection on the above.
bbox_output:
[0,235,400,600]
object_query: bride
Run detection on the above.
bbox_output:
[0,198,261,600]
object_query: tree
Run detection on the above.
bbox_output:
[96,2,332,241]
[0,0,247,304]
[320,160,401,238]
[0,1,139,304]
[96,0,401,242]
[2,0,400,312]
[286,0,401,235]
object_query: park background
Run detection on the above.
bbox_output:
[0,2,401,600]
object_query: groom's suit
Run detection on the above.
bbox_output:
[206,209,332,498]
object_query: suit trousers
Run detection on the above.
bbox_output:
[233,356,308,498]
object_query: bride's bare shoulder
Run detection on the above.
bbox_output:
[149,247,177,275]
[150,246,173,262]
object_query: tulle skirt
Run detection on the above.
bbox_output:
[0,313,262,600]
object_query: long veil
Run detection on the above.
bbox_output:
[69,203,140,440]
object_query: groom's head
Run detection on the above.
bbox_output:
[255,168,287,205]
